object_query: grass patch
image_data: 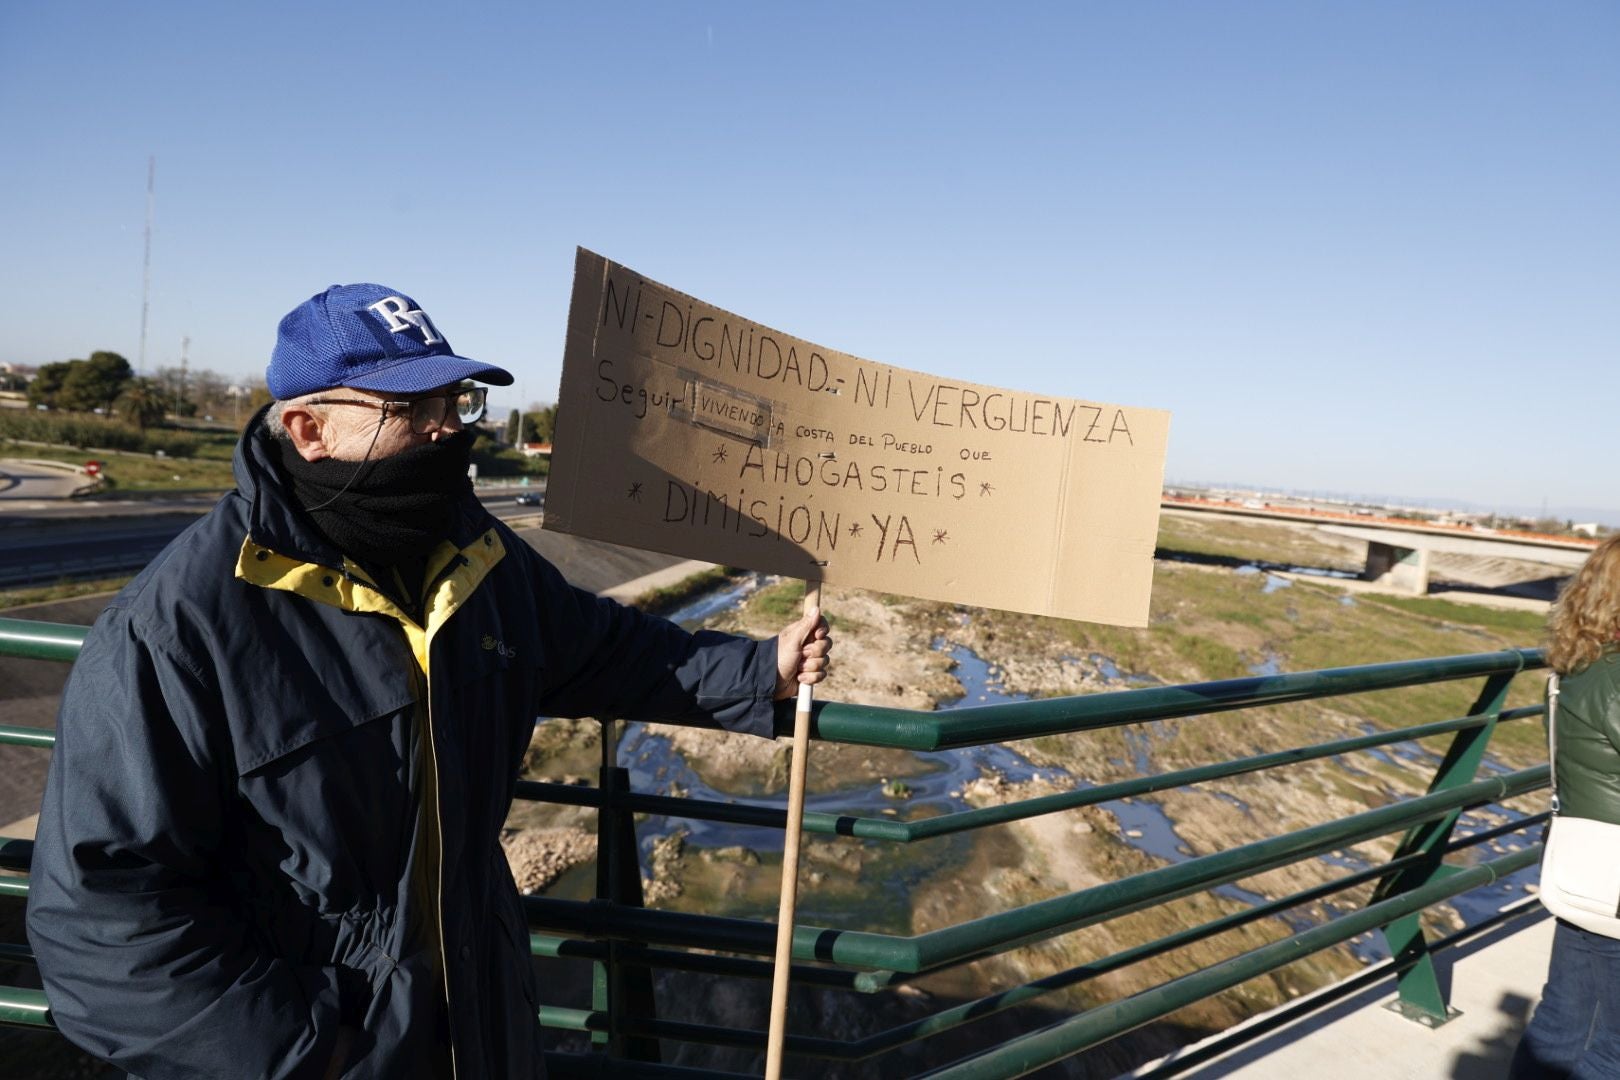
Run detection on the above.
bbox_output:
[958,565,1283,685]
[1160,627,1252,680]
[5,441,236,491]
[0,577,131,610]
[631,566,747,615]
[1360,594,1548,639]
[471,441,550,479]
[749,581,805,620]
[0,411,210,457]
[748,580,854,630]
[918,522,1550,769]
[1157,512,1361,571]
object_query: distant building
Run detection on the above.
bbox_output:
[1573,522,1604,538]
[519,442,553,458]
[0,363,34,396]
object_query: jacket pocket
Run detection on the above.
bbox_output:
[233,703,423,920]
[223,607,420,777]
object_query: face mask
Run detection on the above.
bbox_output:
[276,432,473,566]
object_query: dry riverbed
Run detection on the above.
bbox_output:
[508,525,1552,1074]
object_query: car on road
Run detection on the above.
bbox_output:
[514,491,542,507]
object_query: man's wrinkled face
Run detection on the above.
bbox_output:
[281,384,467,463]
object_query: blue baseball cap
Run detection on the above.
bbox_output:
[266,283,514,399]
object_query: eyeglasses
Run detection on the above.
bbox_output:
[307,386,488,434]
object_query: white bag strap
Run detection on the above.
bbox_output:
[1547,672,1561,815]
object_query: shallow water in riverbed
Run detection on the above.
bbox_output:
[553,579,1542,961]
[545,595,1073,925]
[666,575,763,625]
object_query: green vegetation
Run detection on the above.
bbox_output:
[630,566,747,615]
[520,405,558,444]
[747,579,856,631]
[947,561,1546,768]
[27,351,272,422]
[747,580,805,620]
[1360,593,1548,638]
[28,352,133,414]
[6,441,237,491]
[0,577,131,610]
[113,378,168,432]
[643,516,1552,773]
[0,410,203,457]
[470,435,550,479]
[1157,511,1362,570]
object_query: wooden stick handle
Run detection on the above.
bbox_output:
[764,581,820,1080]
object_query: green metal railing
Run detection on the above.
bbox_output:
[0,616,1551,1078]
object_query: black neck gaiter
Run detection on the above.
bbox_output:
[276,432,474,567]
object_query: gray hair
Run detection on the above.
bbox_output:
[264,394,329,441]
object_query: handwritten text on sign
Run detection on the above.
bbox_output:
[544,249,1170,627]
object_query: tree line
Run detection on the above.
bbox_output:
[18,352,562,471]
[25,352,272,431]
[504,405,558,445]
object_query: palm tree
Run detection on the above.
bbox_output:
[115,378,167,433]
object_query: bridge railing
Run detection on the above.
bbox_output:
[0,616,1550,1078]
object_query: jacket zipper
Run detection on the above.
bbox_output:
[314,550,474,1075]
[242,539,479,1077]
[381,569,457,1080]
[420,555,468,1079]
[424,669,459,1080]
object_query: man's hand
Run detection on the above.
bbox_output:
[775,607,832,700]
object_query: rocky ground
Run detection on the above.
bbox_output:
[500,827,597,895]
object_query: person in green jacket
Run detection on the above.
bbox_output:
[1510,534,1620,1079]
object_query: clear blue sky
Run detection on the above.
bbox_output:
[3,3,1615,519]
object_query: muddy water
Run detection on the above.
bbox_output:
[605,632,1069,923]
[931,641,1251,894]
[921,637,1541,959]
[1168,553,1360,582]
[1234,564,1295,596]
[1346,720,1540,930]
[666,574,765,625]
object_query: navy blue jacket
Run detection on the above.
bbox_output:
[26,417,778,1078]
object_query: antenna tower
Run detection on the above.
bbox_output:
[138,156,155,377]
[177,335,190,416]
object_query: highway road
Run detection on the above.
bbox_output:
[0,487,554,589]
[0,460,94,502]
[0,513,205,588]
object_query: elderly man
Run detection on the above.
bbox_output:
[26,283,830,1079]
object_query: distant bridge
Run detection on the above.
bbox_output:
[1163,497,1595,597]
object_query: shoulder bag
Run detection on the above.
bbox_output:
[1538,671,1620,938]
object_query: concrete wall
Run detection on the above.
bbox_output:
[1364,541,1431,595]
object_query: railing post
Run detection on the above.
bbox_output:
[592,718,661,1062]
[1370,668,1517,1025]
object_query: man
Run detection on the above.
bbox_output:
[26,283,831,1078]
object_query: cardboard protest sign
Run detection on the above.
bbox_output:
[544,249,1170,627]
